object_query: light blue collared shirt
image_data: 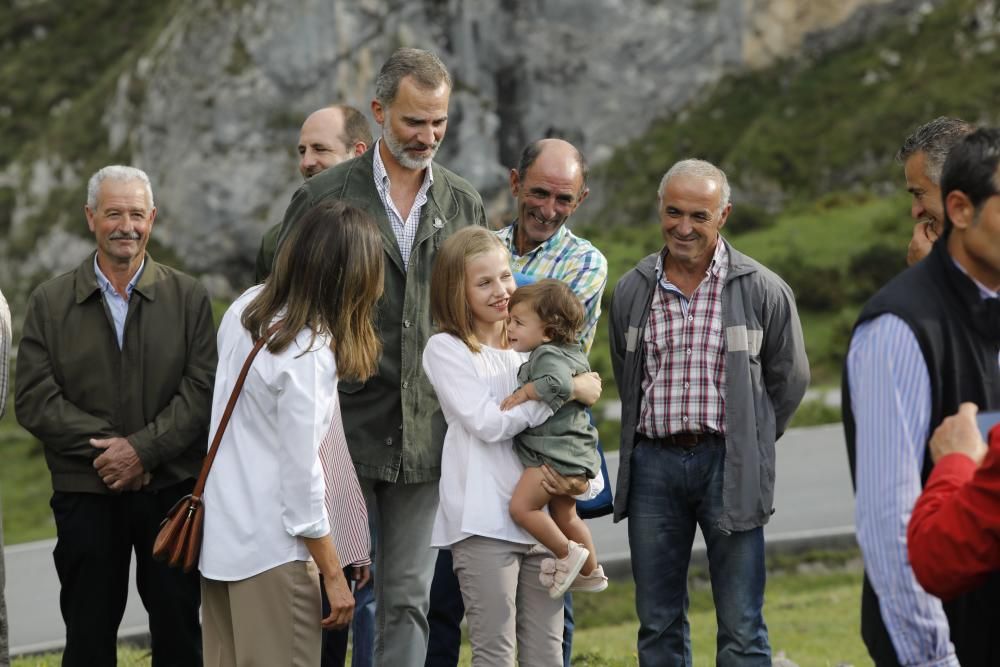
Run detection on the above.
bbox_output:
[94,254,144,349]
[848,261,998,667]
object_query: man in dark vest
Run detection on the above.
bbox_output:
[844,127,1000,666]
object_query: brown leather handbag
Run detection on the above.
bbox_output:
[152,324,278,572]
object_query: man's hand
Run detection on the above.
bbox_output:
[92,437,146,491]
[539,463,588,497]
[570,372,602,407]
[321,569,355,629]
[123,472,153,492]
[351,564,371,591]
[906,220,938,267]
[929,402,988,465]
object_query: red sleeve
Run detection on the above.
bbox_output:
[908,426,1000,600]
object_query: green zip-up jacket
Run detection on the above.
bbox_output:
[15,254,217,494]
[271,148,488,483]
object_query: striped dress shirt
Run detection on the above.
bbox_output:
[848,269,998,666]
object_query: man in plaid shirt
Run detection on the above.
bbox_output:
[609,159,808,665]
[497,138,607,352]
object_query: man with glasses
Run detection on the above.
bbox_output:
[845,127,1000,665]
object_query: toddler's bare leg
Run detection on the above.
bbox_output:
[549,496,598,575]
[509,467,570,558]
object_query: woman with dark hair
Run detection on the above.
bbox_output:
[200,201,384,666]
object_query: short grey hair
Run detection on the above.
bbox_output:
[896,116,975,184]
[657,159,731,213]
[374,48,452,107]
[86,165,154,210]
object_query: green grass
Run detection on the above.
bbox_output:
[13,645,151,667]
[0,404,55,544]
[13,554,868,666]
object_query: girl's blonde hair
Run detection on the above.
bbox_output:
[242,200,384,382]
[430,226,509,352]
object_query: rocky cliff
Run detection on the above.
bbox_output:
[0,0,936,297]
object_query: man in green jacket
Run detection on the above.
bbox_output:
[271,48,487,666]
[15,165,216,667]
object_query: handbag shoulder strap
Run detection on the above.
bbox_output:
[191,321,283,499]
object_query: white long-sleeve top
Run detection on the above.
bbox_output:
[200,287,336,581]
[423,333,603,548]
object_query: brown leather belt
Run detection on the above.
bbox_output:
[650,432,720,449]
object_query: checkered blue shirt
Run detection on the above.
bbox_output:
[373,140,433,270]
[639,240,728,437]
[496,223,608,352]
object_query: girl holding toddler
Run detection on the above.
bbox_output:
[422,227,603,665]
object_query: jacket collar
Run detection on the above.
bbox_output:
[635,237,758,284]
[75,252,157,304]
[501,220,569,258]
[933,239,1000,343]
[348,146,463,223]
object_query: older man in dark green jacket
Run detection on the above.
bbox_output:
[15,165,216,667]
[269,49,486,666]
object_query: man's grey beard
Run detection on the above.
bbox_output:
[382,122,438,171]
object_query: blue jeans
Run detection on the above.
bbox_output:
[351,562,376,667]
[628,437,770,666]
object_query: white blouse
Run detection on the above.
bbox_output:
[200,286,336,581]
[423,333,604,548]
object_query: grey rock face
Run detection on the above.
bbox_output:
[9,0,900,295]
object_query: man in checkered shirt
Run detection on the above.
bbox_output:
[609,159,809,665]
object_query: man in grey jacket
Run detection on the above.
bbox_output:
[609,159,808,665]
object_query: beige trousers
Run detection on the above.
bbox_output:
[451,536,564,666]
[202,560,321,667]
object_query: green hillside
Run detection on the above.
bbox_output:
[0,0,180,260]
[581,0,999,411]
[589,0,1000,224]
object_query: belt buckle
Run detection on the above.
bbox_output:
[667,432,702,448]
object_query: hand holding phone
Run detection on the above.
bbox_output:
[929,403,989,466]
[977,410,1000,442]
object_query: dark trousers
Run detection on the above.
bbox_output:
[320,568,354,666]
[50,480,202,667]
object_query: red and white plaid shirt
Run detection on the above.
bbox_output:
[638,240,728,438]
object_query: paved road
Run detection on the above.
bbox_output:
[4,424,855,656]
[589,423,856,564]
